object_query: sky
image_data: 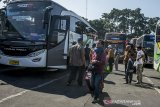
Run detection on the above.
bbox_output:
[0,0,160,20]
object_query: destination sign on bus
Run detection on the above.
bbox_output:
[111,37,120,40]
[106,40,124,43]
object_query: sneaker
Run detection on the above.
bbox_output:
[92,98,98,104]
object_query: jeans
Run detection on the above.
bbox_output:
[91,73,103,99]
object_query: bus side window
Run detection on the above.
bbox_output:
[156,27,160,35]
[49,16,67,44]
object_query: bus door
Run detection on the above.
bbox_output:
[47,15,70,69]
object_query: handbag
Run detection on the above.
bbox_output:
[87,63,97,72]
[85,70,92,80]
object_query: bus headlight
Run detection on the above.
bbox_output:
[28,49,45,57]
[0,50,4,55]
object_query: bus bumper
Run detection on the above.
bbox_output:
[0,51,46,67]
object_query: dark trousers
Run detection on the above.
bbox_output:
[108,58,114,72]
[125,72,133,83]
[67,66,84,85]
[109,62,113,72]
[125,63,128,74]
[91,73,102,99]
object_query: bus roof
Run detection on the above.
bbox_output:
[61,10,97,33]
[105,32,126,35]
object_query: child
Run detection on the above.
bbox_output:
[126,53,134,84]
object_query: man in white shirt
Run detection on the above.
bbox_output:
[136,46,144,85]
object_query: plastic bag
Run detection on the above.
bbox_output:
[104,66,110,73]
[133,61,137,67]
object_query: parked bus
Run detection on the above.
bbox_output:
[104,33,127,62]
[154,21,160,71]
[136,34,155,65]
[104,32,127,54]
[0,0,97,69]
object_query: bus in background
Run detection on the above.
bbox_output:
[136,34,155,65]
[0,0,96,69]
[154,21,160,72]
[104,32,127,62]
[104,32,127,54]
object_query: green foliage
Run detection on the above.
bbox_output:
[89,8,159,39]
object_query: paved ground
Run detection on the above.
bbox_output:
[0,64,160,107]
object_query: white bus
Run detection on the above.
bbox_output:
[136,34,155,65]
[0,0,96,69]
[130,38,137,46]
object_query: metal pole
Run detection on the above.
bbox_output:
[86,0,88,19]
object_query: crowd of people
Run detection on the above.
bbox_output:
[66,37,145,104]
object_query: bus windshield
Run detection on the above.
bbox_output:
[3,1,51,41]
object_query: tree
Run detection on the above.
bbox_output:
[89,19,106,39]
[91,8,157,38]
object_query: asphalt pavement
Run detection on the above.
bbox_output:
[0,64,160,107]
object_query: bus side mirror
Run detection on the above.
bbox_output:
[43,6,53,29]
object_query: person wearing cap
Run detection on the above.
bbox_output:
[67,37,85,86]
[108,45,114,72]
[136,46,144,85]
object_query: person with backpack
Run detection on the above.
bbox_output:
[125,53,134,84]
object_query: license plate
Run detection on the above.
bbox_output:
[9,60,19,65]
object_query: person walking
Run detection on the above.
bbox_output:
[90,40,106,103]
[114,45,120,71]
[136,46,144,85]
[67,37,86,86]
[108,45,114,72]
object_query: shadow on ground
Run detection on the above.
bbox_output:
[0,68,90,99]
